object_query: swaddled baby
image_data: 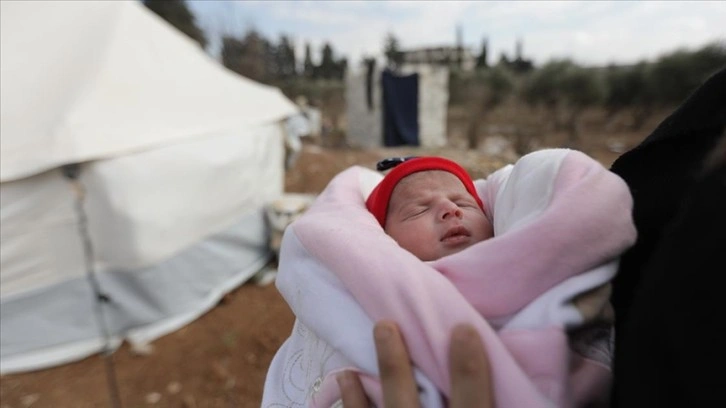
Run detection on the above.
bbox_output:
[262,149,637,408]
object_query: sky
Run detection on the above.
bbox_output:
[188,1,726,72]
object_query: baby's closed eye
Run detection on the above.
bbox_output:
[403,205,429,219]
[452,196,478,208]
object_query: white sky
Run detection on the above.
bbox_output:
[188,0,726,71]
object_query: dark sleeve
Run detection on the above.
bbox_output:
[611,162,726,407]
[609,65,726,407]
[609,66,726,326]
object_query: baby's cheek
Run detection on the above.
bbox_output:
[475,217,494,241]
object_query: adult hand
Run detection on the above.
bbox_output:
[337,321,493,407]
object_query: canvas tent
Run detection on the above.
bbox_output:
[0,1,298,374]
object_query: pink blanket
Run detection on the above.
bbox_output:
[262,148,637,407]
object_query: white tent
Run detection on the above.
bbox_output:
[0,1,298,374]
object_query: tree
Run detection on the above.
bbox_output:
[143,0,207,49]
[559,66,606,143]
[314,43,346,80]
[303,43,314,79]
[336,58,348,80]
[319,43,336,79]
[605,63,648,112]
[221,30,269,83]
[276,35,297,79]
[497,53,511,68]
[384,33,404,69]
[522,60,605,145]
[650,42,726,106]
[604,42,726,131]
[476,37,489,69]
[522,60,573,109]
[690,42,726,80]
[604,62,655,130]
[464,66,515,149]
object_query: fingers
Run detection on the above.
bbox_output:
[337,370,370,408]
[448,324,494,408]
[341,322,494,408]
[374,321,422,408]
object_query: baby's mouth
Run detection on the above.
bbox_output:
[441,226,470,242]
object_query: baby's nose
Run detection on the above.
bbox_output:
[440,201,463,220]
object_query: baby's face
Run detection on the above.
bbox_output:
[384,171,493,261]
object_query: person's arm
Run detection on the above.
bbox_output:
[337,321,494,408]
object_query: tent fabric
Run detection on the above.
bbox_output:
[1,209,271,374]
[1,0,295,374]
[0,1,297,182]
[0,123,286,375]
[382,70,420,147]
[1,125,284,297]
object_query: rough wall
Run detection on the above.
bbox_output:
[345,64,449,148]
[345,66,383,148]
[402,64,449,148]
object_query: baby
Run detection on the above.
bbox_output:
[262,149,637,408]
[366,156,492,261]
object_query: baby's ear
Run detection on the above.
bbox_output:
[358,167,384,201]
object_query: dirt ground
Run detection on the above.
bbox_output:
[0,131,647,408]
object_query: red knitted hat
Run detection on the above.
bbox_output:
[366,156,484,226]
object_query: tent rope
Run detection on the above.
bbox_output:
[62,164,123,408]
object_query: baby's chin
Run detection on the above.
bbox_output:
[427,241,477,261]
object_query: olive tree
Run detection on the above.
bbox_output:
[522,60,606,145]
